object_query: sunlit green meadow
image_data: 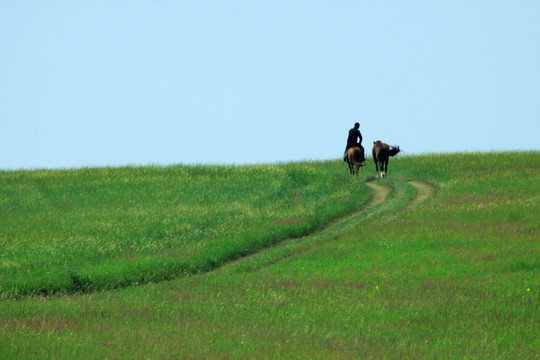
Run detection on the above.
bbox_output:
[0,162,368,298]
[1,152,539,359]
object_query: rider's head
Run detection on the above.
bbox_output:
[354,122,360,129]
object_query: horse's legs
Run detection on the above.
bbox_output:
[383,159,389,177]
[378,161,383,178]
[374,157,380,177]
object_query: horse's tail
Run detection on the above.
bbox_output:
[355,148,364,163]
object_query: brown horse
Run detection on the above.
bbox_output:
[346,146,365,175]
[372,141,400,178]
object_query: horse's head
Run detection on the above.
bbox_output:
[389,146,401,157]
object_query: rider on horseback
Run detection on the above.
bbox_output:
[344,122,365,162]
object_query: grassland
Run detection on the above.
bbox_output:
[0,162,368,298]
[0,152,539,359]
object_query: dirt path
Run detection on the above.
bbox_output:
[367,181,392,207]
[324,181,391,231]
[404,180,435,210]
[218,179,435,273]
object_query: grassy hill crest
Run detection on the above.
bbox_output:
[1,151,538,358]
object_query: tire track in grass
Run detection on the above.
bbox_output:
[403,180,435,212]
[219,178,435,274]
[11,179,434,297]
[323,181,391,232]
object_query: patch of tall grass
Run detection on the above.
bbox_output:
[0,162,367,297]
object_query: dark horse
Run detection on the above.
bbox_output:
[372,141,400,178]
[346,146,365,175]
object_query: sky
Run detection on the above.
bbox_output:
[1,1,539,170]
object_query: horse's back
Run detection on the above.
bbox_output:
[372,140,387,158]
[347,146,365,164]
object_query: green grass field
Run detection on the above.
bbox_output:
[1,152,539,359]
[0,163,368,298]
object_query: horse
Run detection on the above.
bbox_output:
[346,146,365,175]
[372,141,400,178]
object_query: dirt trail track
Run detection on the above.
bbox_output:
[332,179,434,228]
[407,180,435,209]
[220,178,435,272]
[324,181,390,232]
[366,181,392,207]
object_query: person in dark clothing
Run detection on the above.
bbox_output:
[344,122,365,162]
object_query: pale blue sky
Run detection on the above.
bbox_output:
[1,1,539,170]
